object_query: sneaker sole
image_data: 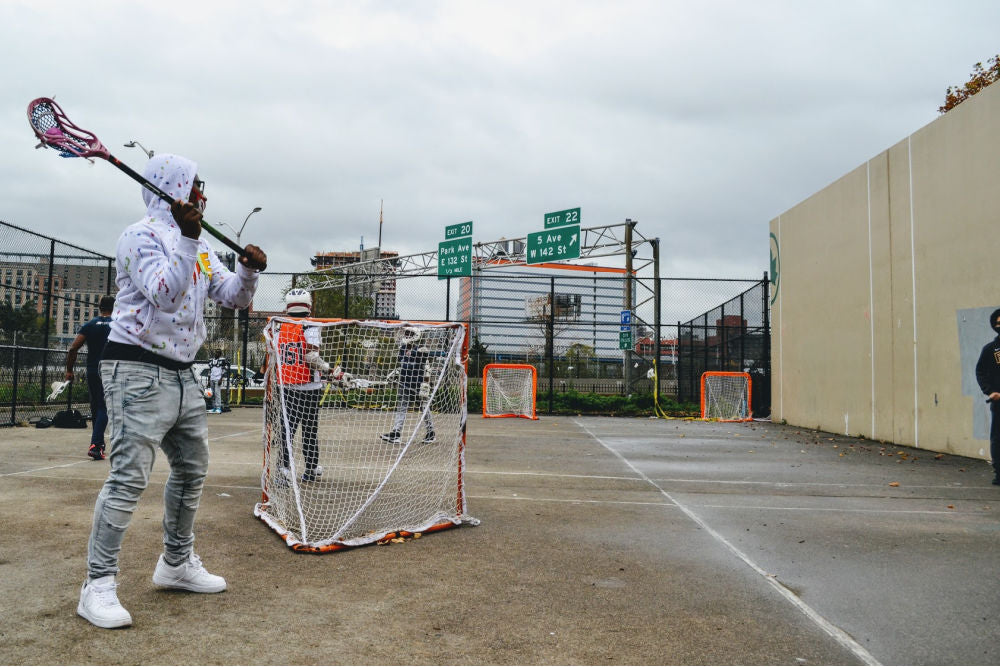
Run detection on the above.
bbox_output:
[152,574,227,593]
[77,600,132,628]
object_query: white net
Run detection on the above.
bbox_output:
[701,372,752,421]
[255,318,478,552]
[483,364,537,419]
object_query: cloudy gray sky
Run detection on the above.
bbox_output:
[2,0,998,278]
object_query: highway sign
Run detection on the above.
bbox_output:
[526,225,580,264]
[445,221,473,240]
[544,207,580,229]
[438,238,472,278]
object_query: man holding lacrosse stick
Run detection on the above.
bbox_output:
[77,153,266,629]
[65,294,115,460]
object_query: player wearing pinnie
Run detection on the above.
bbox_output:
[272,289,335,484]
[77,153,266,629]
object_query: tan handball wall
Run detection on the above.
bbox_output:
[769,82,1000,460]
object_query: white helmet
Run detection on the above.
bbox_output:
[400,326,421,344]
[285,288,312,316]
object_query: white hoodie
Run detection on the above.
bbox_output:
[108,153,259,362]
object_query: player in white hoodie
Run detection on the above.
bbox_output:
[77,153,266,629]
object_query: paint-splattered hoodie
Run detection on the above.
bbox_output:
[107,153,259,362]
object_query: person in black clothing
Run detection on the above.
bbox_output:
[974,307,1000,486]
[66,295,116,460]
[381,326,435,444]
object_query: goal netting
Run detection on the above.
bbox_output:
[700,371,752,422]
[255,318,478,553]
[483,363,538,420]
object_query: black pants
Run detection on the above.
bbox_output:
[87,371,107,446]
[277,387,320,472]
[990,402,1000,477]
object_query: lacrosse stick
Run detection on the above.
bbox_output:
[47,380,69,402]
[319,357,343,407]
[27,97,247,258]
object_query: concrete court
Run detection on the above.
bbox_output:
[0,409,998,666]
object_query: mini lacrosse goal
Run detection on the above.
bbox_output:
[255,318,478,553]
[700,371,752,422]
[482,363,538,420]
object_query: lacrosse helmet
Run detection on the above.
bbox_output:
[400,326,421,345]
[284,288,312,316]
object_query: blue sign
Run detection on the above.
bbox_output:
[620,310,632,330]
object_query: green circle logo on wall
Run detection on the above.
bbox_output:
[769,232,780,305]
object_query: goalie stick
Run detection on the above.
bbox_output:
[27,97,248,259]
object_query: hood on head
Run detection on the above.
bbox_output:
[990,308,1000,333]
[141,153,198,219]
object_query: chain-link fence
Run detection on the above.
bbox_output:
[0,220,771,422]
[676,279,770,416]
[0,221,116,424]
[242,270,771,415]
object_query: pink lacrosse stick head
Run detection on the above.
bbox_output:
[27,97,110,160]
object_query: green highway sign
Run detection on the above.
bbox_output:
[445,221,473,240]
[526,224,580,264]
[438,238,472,278]
[618,330,633,350]
[544,207,580,229]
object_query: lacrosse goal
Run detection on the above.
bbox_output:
[700,371,752,422]
[255,318,478,553]
[482,363,538,420]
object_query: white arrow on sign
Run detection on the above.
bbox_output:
[570,232,578,246]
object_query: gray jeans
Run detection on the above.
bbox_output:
[87,360,209,579]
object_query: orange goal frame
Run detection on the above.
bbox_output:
[700,371,752,422]
[482,363,538,420]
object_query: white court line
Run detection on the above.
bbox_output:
[209,429,259,441]
[572,418,881,666]
[0,429,260,479]
[469,469,980,492]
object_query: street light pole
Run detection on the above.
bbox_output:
[220,207,262,405]
[123,140,154,158]
[237,207,262,247]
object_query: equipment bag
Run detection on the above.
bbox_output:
[52,409,88,429]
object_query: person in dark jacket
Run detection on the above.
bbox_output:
[66,295,115,460]
[380,327,435,444]
[973,307,1000,486]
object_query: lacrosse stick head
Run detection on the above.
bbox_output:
[28,97,110,160]
[46,380,69,401]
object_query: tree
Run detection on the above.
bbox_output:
[290,274,374,319]
[564,342,595,378]
[939,54,1000,113]
[0,299,50,345]
[468,336,490,378]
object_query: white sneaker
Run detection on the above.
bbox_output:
[152,553,227,593]
[77,575,132,628]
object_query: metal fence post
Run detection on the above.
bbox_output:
[343,273,350,319]
[40,240,56,404]
[10,343,19,425]
[548,276,555,414]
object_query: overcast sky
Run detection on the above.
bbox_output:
[2,0,998,279]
